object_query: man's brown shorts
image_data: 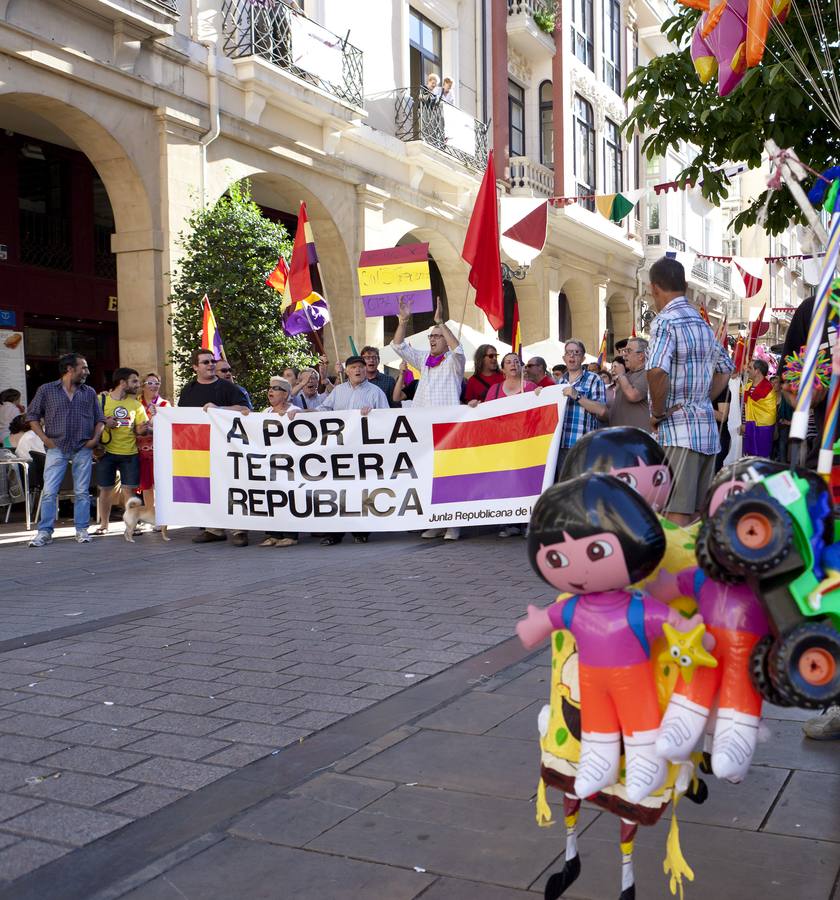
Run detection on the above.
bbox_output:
[663,446,715,515]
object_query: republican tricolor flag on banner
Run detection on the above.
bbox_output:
[596,330,608,367]
[201,295,225,361]
[431,405,559,504]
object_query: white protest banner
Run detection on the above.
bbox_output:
[154,388,566,532]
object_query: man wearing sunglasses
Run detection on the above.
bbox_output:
[177,348,252,545]
[216,362,253,410]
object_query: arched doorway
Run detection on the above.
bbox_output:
[0,92,157,396]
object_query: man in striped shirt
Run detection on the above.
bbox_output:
[647,257,734,525]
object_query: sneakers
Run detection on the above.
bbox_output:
[75,529,91,544]
[443,527,461,541]
[28,531,52,548]
[275,538,298,547]
[230,531,249,547]
[498,526,522,538]
[802,705,840,741]
[421,528,445,539]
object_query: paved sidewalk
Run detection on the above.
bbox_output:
[0,526,539,888]
[5,637,839,899]
[0,525,838,898]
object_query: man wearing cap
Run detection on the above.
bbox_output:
[289,355,388,546]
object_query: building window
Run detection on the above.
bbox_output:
[18,149,73,272]
[604,119,623,194]
[603,0,622,93]
[573,94,595,211]
[647,198,660,230]
[93,175,116,280]
[571,0,594,70]
[509,80,525,158]
[409,7,442,88]
[539,81,553,168]
[632,26,639,71]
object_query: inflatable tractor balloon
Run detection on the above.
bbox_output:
[517,474,715,900]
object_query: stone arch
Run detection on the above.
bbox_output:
[213,162,356,362]
[0,90,162,375]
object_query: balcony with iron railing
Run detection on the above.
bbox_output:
[394,86,489,172]
[509,156,554,197]
[75,0,178,36]
[220,0,364,109]
[713,260,731,291]
[691,257,710,282]
[507,0,557,57]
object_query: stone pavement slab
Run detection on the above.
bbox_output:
[118,836,437,900]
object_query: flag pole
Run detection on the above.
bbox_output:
[315,259,344,382]
[456,283,471,342]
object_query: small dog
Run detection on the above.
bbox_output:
[123,497,170,543]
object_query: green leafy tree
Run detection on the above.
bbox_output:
[624,7,840,234]
[168,181,318,407]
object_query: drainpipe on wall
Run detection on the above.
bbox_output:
[199,42,221,207]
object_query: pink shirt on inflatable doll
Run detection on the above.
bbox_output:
[676,569,769,635]
[546,592,671,666]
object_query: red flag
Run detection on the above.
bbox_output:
[745,302,767,363]
[289,202,315,302]
[512,300,522,359]
[698,301,712,327]
[462,150,503,330]
[265,254,289,294]
[631,322,637,338]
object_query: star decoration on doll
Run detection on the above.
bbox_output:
[659,622,718,684]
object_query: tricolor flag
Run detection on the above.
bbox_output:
[431,405,559,504]
[283,202,330,336]
[596,330,608,367]
[698,300,712,327]
[201,295,225,361]
[594,189,644,224]
[512,300,522,359]
[265,253,289,294]
[172,423,211,504]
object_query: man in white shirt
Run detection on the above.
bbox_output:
[391,296,466,540]
[289,355,387,547]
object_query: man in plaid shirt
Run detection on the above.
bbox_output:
[647,257,734,525]
[557,339,608,471]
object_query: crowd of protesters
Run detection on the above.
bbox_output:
[1,257,820,543]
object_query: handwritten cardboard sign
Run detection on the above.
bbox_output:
[358,242,433,317]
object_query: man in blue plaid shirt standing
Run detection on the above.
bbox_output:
[556,339,608,471]
[647,258,734,525]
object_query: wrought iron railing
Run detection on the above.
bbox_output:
[394,86,489,172]
[668,235,685,251]
[19,210,72,271]
[713,261,730,290]
[509,156,554,196]
[146,0,179,12]
[220,0,364,108]
[691,257,710,282]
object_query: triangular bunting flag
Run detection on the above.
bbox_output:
[732,257,764,298]
[500,198,548,267]
[595,189,644,223]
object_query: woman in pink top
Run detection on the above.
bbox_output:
[483,352,537,401]
[136,372,170,506]
[481,352,538,537]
